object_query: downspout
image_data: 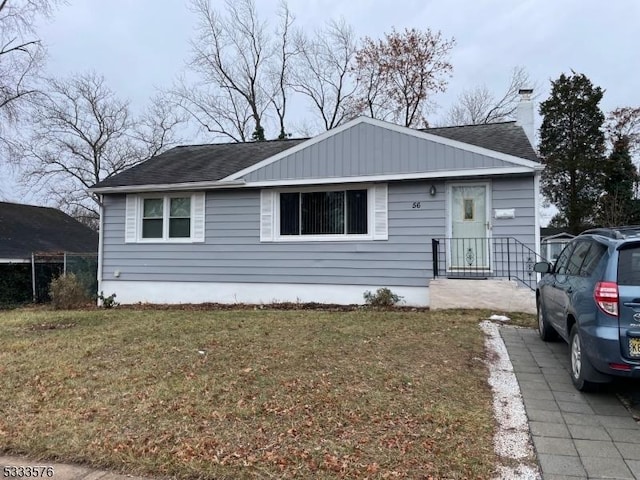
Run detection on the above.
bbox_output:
[97,195,105,306]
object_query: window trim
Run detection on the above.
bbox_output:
[274,184,375,242]
[137,193,196,243]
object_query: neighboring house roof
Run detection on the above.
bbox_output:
[92,117,539,191]
[0,202,99,259]
[540,227,574,239]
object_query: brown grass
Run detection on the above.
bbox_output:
[0,308,526,479]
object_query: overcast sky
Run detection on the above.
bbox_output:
[3,0,639,215]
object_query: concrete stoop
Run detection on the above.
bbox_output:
[429,278,536,314]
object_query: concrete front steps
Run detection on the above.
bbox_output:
[429,278,536,314]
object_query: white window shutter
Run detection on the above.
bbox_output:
[192,192,206,242]
[260,190,275,242]
[125,194,138,243]
[373,184,388,240]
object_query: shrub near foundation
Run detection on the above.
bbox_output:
[49,273,90,309]
[363,287,403,307]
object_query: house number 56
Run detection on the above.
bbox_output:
[412,202,421,209]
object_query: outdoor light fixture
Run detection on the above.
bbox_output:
[429,185,437,196]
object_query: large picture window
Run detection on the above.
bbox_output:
[279,189,368,236]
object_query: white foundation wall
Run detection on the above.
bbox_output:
[100,280,429,307]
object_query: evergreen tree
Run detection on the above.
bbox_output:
[539,72,606,234]
[598,138,639,226]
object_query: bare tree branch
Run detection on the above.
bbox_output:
[354,28,455,128]
[171,0,279,142]
[268,1,296,139]
[607,106,640,156]
[444,66,536,126]
[0,0,58,125]
[15,72,183,221]
[291,18,358,131]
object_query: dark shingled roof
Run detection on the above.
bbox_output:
[423,121,539,162]
[93,120,538,189]
[93,138,307,189]
[0,202,99,259]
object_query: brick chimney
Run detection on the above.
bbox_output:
[516,88,535,147]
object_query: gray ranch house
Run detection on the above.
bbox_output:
[91,98,542,308]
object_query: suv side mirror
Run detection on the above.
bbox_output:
[534,261,552,274]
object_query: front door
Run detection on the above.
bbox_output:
[449,184,490,270]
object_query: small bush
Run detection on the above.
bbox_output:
[363,287,404,307]
[49,273,90,309]
[98,291,119,309]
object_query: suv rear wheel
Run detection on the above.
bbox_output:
[569,325,597,391]
[537,297,558,341]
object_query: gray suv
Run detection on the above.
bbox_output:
[535,227,640,391]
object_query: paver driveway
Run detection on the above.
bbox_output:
[502,326,640,480]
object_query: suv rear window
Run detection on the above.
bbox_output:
[618,247,640,285]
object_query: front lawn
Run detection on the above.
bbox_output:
[0,308,515,479]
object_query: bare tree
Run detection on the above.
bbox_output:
[0,0,60,158]
[268,1,295,139]
[291,19,358,132]
[17,72,183,223]
[444,67,534,126]
[0,0,53,119]
[172,0,290,142]
[354,28,455,128]
[606,106,640,155]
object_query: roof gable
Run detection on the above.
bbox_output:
[91,116,540,192]
[0,202,98,259]
[228,117,540,184]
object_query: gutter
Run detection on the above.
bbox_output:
[89,179,247,195]
[90,166,544,194]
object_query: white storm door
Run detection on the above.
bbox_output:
[449,184,490,269]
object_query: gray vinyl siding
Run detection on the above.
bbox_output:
[491,176,536,250]
[101,176,536,288]
[102,181,444,287]
[243,122,520,182]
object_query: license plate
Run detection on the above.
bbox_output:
[630,338,640,357]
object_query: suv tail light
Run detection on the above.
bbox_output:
[594,281,619,317]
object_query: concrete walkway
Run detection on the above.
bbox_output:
[502,326,640,480]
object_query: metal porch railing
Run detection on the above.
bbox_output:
[431,237,547,290]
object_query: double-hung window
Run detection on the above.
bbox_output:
[125,192,205,243]
[141,196,192,240]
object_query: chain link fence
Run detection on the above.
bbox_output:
[0,253,98,306]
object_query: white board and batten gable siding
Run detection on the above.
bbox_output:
[226,118,540,185]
